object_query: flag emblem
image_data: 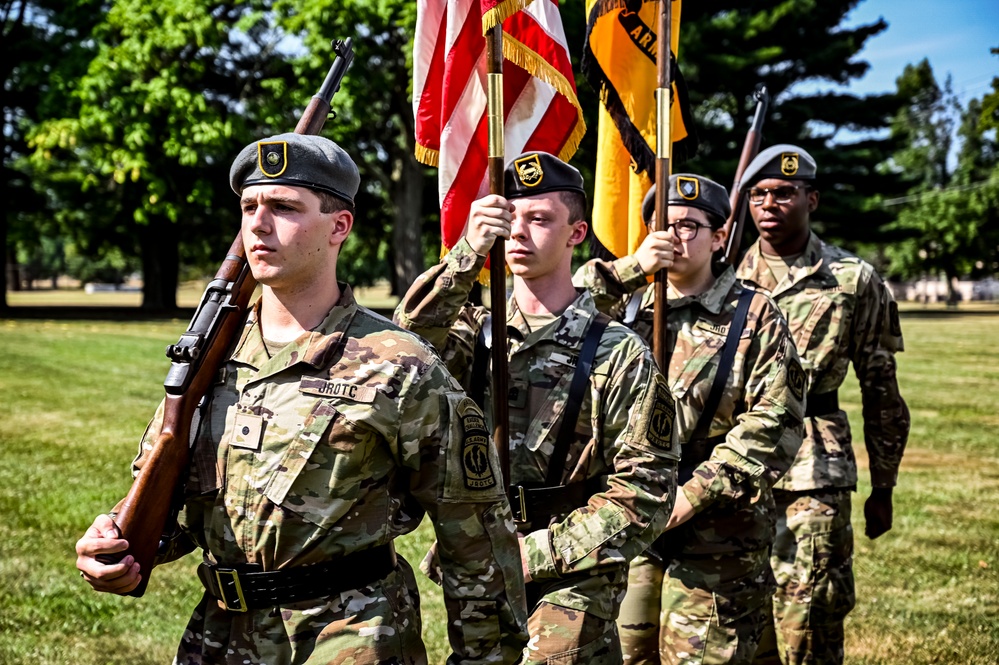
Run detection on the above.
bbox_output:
[677,176,699,200]
[515,154,544,187]
[781,152,799,176]
[258,141,288,178]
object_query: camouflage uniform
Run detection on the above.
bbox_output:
[395,238,681,665]
[135,284,529,664]
[736,234,909,664]
[575,258,805,665]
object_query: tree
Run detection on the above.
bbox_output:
[29,0,294,309]
[2,0,104,308]
[679,0,907,249]
[273,0,435,296]
[883,57,999,301]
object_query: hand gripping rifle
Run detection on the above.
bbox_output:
[98,39,355,597]
[722,86,769,265]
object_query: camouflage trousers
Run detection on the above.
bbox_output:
[520,601,623,665]
[174,558,427,665]
[753,489,855,665]
[617,552,771,665]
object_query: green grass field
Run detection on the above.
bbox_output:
[1,303,997,663]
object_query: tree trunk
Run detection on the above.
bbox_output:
[1,214,8,310]
[138,216,179,310]
[945,269,960,307]
[390,151,424,297]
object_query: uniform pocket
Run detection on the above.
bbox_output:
[263,400,381,529]
[807,523,856,624]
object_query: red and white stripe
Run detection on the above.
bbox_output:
[414,0,585,252]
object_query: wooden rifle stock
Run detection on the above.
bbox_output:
[722,86,769,265]
[102,38,355,597]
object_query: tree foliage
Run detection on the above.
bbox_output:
[2,0,105,306]
[7,0,995,307]
[28,1,296,308]
[883,57,999,294]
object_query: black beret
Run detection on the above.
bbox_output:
[740,144,817,189]
[504,152,586,200]
[642,174,732,224]
[230,133,360,204]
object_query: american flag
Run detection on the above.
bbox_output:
[413,0,585,255]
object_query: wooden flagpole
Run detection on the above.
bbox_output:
[652,0,673,370]
[486,25,510,486]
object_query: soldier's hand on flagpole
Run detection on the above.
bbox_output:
[467,195,514,257]
[634,230,676,275]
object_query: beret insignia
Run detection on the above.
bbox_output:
[514,154,544,187]
[258,141,288,178]
[677,176,699,201]
[780,152,799,177]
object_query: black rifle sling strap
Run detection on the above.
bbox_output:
[470,314,493,409]
[688,287,756,443]
[543,313,612,486]
[656,287,757,560]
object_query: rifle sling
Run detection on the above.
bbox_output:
[508,313,611,523]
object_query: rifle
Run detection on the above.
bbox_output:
[98,39,355,597]
[722,86,769,265]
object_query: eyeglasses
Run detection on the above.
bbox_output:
[664,219,712,240]
[747,185,806,205]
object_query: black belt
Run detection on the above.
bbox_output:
[805,391,839,417]
[508,479,601,523]
[197,544,397,612]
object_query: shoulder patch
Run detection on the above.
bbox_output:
[645,373,676,449]
[889,301,902,337]
[787,356,806,402]
[457,397,496,490]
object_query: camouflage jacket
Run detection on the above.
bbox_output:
[133,284,528,664]
[395,238,680,621]
[736,233,909,491]
[575,260,804,556]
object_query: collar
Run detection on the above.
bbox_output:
[232,283,358,376]
[507,288,600,353]
[737,232,826,294]
[640,265,736,315]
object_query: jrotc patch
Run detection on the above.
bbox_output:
[780,152,799,176]
[889,301,902,337]
[258,141,289,178]
[787,357,806,401]
[514,154,544,187]
[458,398,496,490]
[677,176,699,200]
[646,374,676,449]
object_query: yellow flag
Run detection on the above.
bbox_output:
[583,0,697,258]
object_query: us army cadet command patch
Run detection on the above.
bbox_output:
[780,152,799,176]
[258,140,288,177]
[458,398,496,490]
[514,154,544,187]
[787,357,806,401]
[646,374,675,449]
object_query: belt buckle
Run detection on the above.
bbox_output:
[214,568,248,613]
